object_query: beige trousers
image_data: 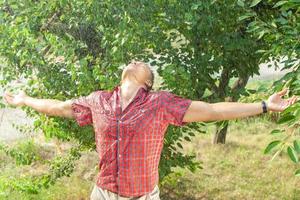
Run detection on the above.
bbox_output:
[90,185,160,200]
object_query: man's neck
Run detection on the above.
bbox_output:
[120,80,145,103]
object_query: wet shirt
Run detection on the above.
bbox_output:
[71,85,192,197]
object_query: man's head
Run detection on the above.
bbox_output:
[121,60,154,91]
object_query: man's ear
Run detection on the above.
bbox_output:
[145,80,150,85]
[145,80,153,91]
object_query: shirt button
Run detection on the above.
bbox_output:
[119,154,122,158]
[119,138,122,141]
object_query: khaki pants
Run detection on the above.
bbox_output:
[90,185,160,200]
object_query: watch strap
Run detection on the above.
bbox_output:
[262,101,268,113]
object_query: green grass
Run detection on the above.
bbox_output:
[0,116,299,200]
[0,144,98,200]
[160,116,300,200]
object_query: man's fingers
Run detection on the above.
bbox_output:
[3,94,10,102]
[287,96,299,105]
[289,95,296,101]
[292,96,298,104]
[289,96,295,102]
[3,95,14,104]
[4,91,13,97]
[277,88,288,97]
[4,95,11,102]
[286,98,292,105]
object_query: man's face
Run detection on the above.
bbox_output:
[121,61,152,89]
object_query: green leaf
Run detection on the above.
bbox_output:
[238,13,255,21]
[282,104,298,114]
[295,169,300,176]
[295,108,300,118]
[258,30,266,39]
[264,140,281,154]
[177,142,183,149]
[247,89,257,94]
[191,3,201,10]
[256,49,267,54]
[188,131,195,137]
[273,1,288,8]
[270,129,282,135]
[294,140,300,154]
[250,0,263,7]
[287,146,299,163]
[237,0,245,7]
[277,114,295,124]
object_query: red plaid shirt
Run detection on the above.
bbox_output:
[71,85,192,197]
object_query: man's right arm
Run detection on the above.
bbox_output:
[3,91,74,119]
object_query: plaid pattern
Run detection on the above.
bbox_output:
[71,85,192,197]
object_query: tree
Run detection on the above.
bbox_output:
[2,0,294,194]
[239,0,300,175]
[116,0,270,143]
[0,0,201,193]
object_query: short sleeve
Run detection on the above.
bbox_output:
[160,91,192,126]
[71,91,99,127]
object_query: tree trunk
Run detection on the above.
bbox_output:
[213,121,229,144]
[212,74,250,144]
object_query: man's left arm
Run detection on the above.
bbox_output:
[183,88,299,123]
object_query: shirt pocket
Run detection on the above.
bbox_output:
[95,109,115,126]
[124,108,145,121]
[93,109,116,140]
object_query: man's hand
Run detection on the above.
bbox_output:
[266,88,299,112]
[3,90,74,118]
[3,90,27,107]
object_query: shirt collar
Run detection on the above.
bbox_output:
[114,84,147,101]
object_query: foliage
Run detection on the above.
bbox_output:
[160,123,205,179]
[0,140,41,165]
[0,0,202,192]
[1,0,299,194]
[131,0,270,143]
[2,146,81,194]
[238,0,300,175]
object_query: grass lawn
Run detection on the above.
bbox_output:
[0,115,299,200]
[160,116,300,200]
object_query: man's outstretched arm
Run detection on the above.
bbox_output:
[3,91,74,118]
[183,88,299,123]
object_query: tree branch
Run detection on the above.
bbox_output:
[229,75,250,101]
[205,74,219,95]
[218,67,230,98]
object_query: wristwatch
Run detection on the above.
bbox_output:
[261,101,268,113]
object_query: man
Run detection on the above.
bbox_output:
[3,60,299,200]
